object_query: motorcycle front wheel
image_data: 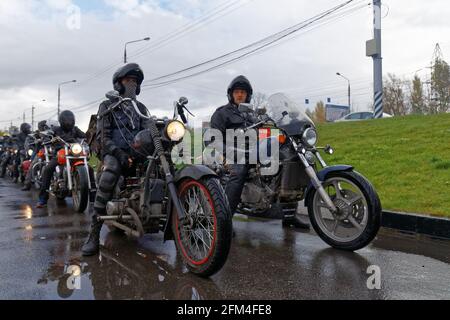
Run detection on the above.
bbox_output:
[172,177,233,277]
[72,166,89,213]
[32,163,44,190]
[306,170,381,251]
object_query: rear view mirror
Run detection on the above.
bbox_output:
[238,103,254,114]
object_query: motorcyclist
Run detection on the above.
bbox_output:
[22,120,53,191]
[11,123,31,183]
[82,62,150,256]
[36,111,87,207]
[0,134,12,178]
[210,76,310,230]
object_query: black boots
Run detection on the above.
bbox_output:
[282,205,310,230]
[21,183,31,191]
[82,215,103,256]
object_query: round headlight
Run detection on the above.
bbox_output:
[302,128,318,147]
[27,149,34,157]
[14,149,18,154]
[71,143,83,155]
[166,120,186,142]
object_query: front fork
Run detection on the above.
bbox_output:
[291,139,338,213]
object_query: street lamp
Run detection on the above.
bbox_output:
[31,99,46,131]
[336,72,351,110]
[58,80,77,117]
[124,37,150,64]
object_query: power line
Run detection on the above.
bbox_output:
[140,0,367,89]
[72,0,251,87]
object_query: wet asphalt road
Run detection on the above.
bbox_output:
[1,178,450,300]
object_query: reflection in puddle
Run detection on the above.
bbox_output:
[38,233,221,300]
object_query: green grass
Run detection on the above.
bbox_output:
[317,113,450,218]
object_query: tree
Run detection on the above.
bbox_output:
[430,57,450,113]
[252,92,268,109]
[312,101,326,123]
[409,75,427,114]
[383,73,408,116]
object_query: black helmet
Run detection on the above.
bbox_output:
[38,120,49,132]
[227,75,253,104]
[20,123,32,135]
[113,63,144,96]
[59,110,75,131]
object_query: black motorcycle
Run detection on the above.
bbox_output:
[96,91,233,277]
[207,93,381,251]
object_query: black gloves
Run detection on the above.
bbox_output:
[113,148,130,169]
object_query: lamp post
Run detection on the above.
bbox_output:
[124,37,150,64]
[31,99,46,131]
[58,80,77,117]
[336,72,351,110]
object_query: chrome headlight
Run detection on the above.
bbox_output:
[166,120,186,142]
[27,149,34,157]
[71,143,83,155]
[14,149,18,154]
[302,128,318,147]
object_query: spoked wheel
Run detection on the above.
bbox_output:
[72,166,89,213]
[306,171,381,251]
[172,177,232,277]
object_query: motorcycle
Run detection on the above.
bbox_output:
[47,135,93,213]
[30,131,54,190]
[208,93,381,251]
[95,91,233,277]
[0,146,15,179]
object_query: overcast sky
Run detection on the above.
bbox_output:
[0,0,449,131]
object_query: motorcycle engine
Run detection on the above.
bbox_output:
[240,182,272,212]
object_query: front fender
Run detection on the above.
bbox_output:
[174,164,217,183]
[304,165,354,207]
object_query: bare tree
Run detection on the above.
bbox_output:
[383,73,408,116]
[252,92,268,109]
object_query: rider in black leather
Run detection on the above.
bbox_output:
[0,135,13,178]
[210,76,309,230]
[11,123,31,182]
[82,63,150,257]
[22,121,53,191]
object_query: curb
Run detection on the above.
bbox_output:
[382,210,450,240]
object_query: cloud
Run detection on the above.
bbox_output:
[0,0,448,131]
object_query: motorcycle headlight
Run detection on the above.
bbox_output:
[71,143,83,155]
[27,149,34,157]
[14,149,18,154]
[166,120,186,142]
[302,128,318,147]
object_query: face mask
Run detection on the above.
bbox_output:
[123,81,138,99]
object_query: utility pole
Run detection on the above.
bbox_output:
[366,0,383,118]
[31,105,35,131]
[23,112,25,123]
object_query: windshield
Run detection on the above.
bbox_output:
[266,93,314,135]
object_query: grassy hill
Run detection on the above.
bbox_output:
[317,113,450,218]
